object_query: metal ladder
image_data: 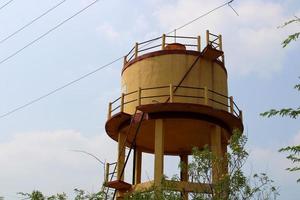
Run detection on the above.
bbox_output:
[105,109,145,200]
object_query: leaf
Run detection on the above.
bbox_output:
[282,32,300,47]
[278,16,300,28]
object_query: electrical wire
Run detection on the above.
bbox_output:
[0,0,99,65]
[0,0,67,45]
[0,56,123,119]
[0,0,14,11]
[167,0,236,34]
[0,0,237,119]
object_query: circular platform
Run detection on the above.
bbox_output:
[105,103,243,155]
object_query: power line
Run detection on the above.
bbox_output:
[168,0,235,34]
[0,56,123,119]
[0,0,67,45]
[0,0,14,11]
[0,0,99,65]
[0,0,236,119]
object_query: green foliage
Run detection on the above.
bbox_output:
[261,79,300,183]
[279,145,300,182]
[18,189,107,200]
[260,78,300,119]
[278,16,300,47]
[125,131,278,200]
[260,107,300,119]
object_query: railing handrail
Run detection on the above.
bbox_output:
[124,31,224,66]
[108,85,242,120]
[124,34,203,65]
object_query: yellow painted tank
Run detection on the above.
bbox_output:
[121,43,228,114]
[106,32,243,155]
[104,31,244,198]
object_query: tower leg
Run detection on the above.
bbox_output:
[211,125,222,183]
[134,149,142,184]
[117,132,126,199]
[154,119,164,187]
[180,154,188,200]
[211,125,228,199]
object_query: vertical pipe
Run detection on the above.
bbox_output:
[197,35,201,52]
[162,34,166,50]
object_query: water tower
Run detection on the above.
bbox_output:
[104,30,243,199]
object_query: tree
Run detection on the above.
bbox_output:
[125,131,278,200]
[260,16,300,183]
[260,79,300,182]
[279,16,300,48]
[18,189,107,200]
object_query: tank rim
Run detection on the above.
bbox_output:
[121,49,227,76]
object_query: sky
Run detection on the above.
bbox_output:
[0,0,299,199]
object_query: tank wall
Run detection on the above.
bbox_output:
[121,53,228,114]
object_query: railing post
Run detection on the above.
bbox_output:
[229,96,234,114]
[197,35,201,52]
[204,86,208,105]
[108,102,112,119]
[219,34,225,63]
[138,87,142,106]
[239,110,243,121]
[105,163,109,183]
[169,84,173,103]
[162,34,166,50]
[123,55,127,66]
[206,30,210,46]
[134,42,138,58]
[218,34,223,51]
[121,93,125,112]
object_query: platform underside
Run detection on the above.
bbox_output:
[105,103,243,155]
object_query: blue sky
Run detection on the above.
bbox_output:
[0,0,299,199]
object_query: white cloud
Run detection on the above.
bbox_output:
[97,23,120,40]
[153,0,299,77]
[0,130,116,199]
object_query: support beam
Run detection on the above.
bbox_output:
[117,132,127,199]
[180,155,188,200]
[134,149,142,185]
[210,125,222,184]
[154,119,164,187]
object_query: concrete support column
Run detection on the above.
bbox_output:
[154,119,164,187]
[117,132,126,199]
[180,154,188,200]
[211,125,222,184]
[134,149,142,184]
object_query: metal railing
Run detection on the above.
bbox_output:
[123,30,224,66]
[107,85,242,120]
